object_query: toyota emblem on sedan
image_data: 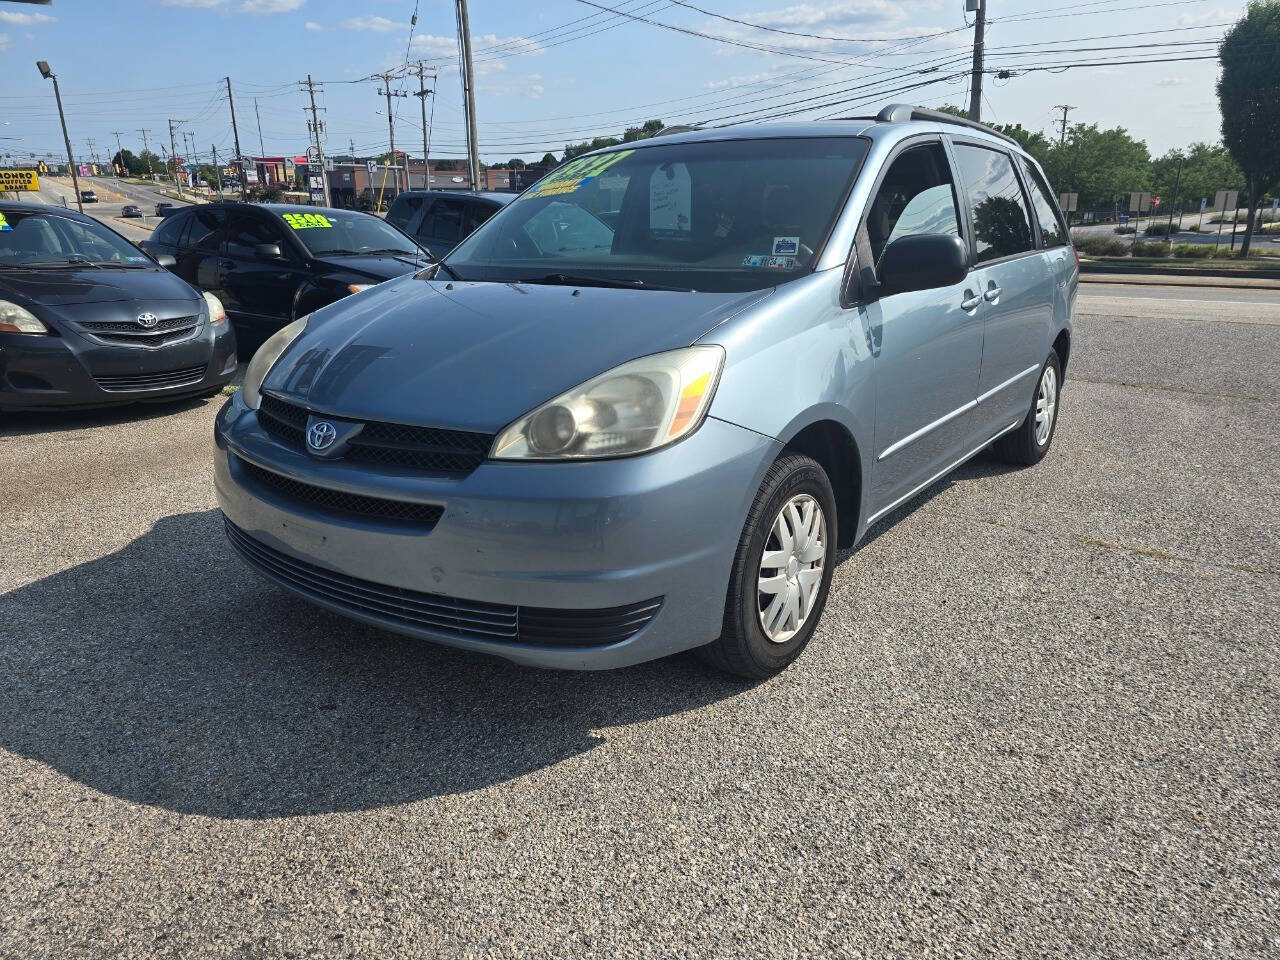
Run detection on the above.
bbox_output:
[136,312,159,329]
[307,420,338,452]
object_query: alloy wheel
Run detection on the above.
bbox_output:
[1035,365,1058,446]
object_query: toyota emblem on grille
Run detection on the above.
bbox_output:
[136,312,159,329]
[307,420,338,452]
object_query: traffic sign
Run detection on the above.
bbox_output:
[1214,189,1239,211]
[1129,192,1152,214]
[1058,192,1078,213]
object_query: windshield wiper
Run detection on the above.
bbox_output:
[363,247,421,257]
[523,273,650,290]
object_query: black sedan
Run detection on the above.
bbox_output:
[140,202,430,345]
[121,204,142,218]
[0,202,237,411]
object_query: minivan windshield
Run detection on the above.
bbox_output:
[445,137,869,292]
[281,208,423,258]
[0,209,155,268]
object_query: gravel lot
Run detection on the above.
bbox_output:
[1,285,1277,959]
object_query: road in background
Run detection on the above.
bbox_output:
[1,283,1276,958]
[26,175,193,241]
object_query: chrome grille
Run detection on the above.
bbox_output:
[77,314,201,348]
[94,364,207,392]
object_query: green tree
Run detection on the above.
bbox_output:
[993,123,1051,165]
[623,119,665,142]
[1151,142,1243,216]
[539,152,558,167]
[1217,0,1280,255]
[1042,123,1150,212]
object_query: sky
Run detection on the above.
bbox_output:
[0,0,1250,170]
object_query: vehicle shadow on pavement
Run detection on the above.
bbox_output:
[0,509,751,819]
[0,395,216,438]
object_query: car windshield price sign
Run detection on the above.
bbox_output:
[0,170,40,191]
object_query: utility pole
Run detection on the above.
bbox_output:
[36,61,83,213]
[967,0,985,123]
[225,77,242,162]
[1054,104,1075,147]
[254,98,266,157]
[349,138,356,161]
[456,0,481,189]
[374,70,407,189]
[212,144,224,202]
[85,138,96,170]
[302,74,332,206]
[137,128,154,179]
[111,131,125,177]
[168,119,183,198]
[411,62,435,190]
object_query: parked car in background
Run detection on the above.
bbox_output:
[384,190,514,258]
[141,202,430,348]
[0,201,236,410]
[215,105,1076,678]
[121,204,142,218]
[79,190,97,204]
[155,202,175,217]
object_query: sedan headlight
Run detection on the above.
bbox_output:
[202,291,227,326]
[492,346,724,460]
[241,316,308,410]
[0,300,49,335]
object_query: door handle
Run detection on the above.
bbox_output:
[961,291,983,311]
[984,285,1002,302]
[218,259,235,270]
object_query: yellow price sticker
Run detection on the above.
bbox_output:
[282,212,332,229]
[0,212,10,231]
[526,150,634,200]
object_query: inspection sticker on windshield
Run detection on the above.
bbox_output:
[742,254,768,267]
[772,236,800,256]
[767,256,796,269]
[526,150,634,199]
[0,213,10,232]
[282,212,332,229]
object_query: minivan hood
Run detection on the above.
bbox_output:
[264,274,770,433]
[0,266,192,306]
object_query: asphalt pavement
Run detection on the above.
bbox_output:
[27,175,191,241]
[0,285,1277,959]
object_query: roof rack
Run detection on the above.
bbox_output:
[873,103,1020,147]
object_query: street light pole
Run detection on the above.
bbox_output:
[36,61,83,214]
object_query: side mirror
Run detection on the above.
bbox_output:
[255,243,284,260]
[877,234,969,298]
[154,253,177,269]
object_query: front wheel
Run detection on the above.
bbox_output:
[993,350,1062,466]
[696,453,837,679]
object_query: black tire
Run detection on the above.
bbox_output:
[993,349,1062,467]
[696,453,837,680]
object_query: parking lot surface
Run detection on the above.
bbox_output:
[1,285,1277,959]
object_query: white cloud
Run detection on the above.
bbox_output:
[0,11,56,25]
[240,0,305,13]
[702,0,947,55]
[343,15,402,32]
[304,20,324,31]
[481,73,545,99]
[408,31,544,74]
[1156,77,1188,87]
[154,0,224,7]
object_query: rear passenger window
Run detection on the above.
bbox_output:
[865,142,961,269]
[386,195,423,231]
[952,144,1035,263]
[1017,157,1068,248]
[418,198,467,245]
[185,208,227,252]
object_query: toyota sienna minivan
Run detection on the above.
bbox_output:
[215,104,1076,679]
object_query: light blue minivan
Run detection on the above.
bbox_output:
[215,105,1076,678]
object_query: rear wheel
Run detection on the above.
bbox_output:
[696,453,837,679]
[993,350,1061,466]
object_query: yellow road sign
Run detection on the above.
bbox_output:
[0,170,40,191]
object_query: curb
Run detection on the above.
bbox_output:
[1080,267,1280,291]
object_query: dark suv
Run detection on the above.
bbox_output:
[141,202,428,345]
[384,190,514,258]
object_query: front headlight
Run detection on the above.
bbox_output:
[492,346,725,460]
[202,291,227,326]
[240,316,308,410]
[0,300,49,335]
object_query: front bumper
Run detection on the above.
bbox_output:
[0,322,237,410]
[215,394,780,669]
